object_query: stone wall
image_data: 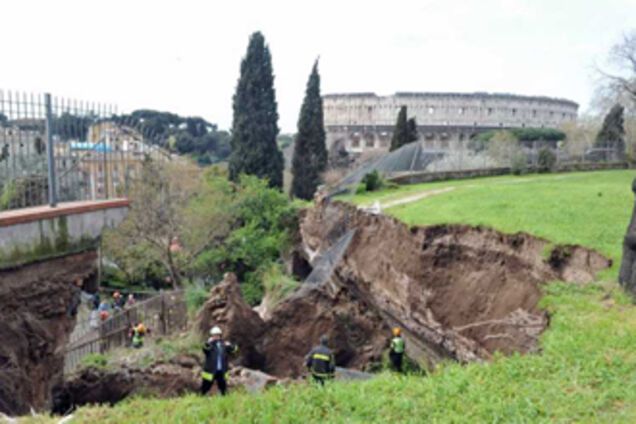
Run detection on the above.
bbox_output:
[388,162,629,185]
[323,92,578,153]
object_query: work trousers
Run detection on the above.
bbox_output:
[389,351,403,372]
[200,371,227,396]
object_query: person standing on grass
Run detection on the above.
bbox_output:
[389,327,406,372]
[201,326,238,396]
[305,335,336,385]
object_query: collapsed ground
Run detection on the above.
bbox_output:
[12,170,633,421]
[55,191,610,411]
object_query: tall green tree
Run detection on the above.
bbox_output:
[390,106,409,151]
[407,117,419,143]
[595,103,626,158]
[229,32,284,188]
[291,60,328,200]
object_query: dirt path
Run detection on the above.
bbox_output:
[378,187,456,209]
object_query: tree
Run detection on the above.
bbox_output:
[595,103,626,159]
[390,106,409,151]
[291,60,328,200]
[487,130,522,166]
[229,32,284,189]
[597,31,636,107]
[407,117,419,144]
[102,161,234,288]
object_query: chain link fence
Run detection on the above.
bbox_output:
[0,90,171,211]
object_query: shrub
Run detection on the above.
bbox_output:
[511,154,528,175]
[262,263,299,307]
[80,353,108,370]
[537,148,557,173]
[185,283,209,314]
[362,170,384,192]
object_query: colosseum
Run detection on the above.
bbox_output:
[323,92,578,153]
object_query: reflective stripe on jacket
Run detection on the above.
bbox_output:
[306,345,335,377]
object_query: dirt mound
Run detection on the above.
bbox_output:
[189,200,610,379]
[53,356,281,413]
[53,355,200,414]
[0,251,97,416]
[260,280,390,377]
[196,273,267,369]
[298,200,611,364]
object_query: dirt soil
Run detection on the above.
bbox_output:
[50,199,613,410]
[194,200,610,379]
[298,200,611,365]
[53,355,281,414]
[0,251,97,416]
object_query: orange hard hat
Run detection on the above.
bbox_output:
[392,327,401,336]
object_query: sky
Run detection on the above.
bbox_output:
[0,0,633,132]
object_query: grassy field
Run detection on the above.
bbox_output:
[28,169,636,423]
[347,170,636,266]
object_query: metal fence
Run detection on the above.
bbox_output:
[64,290,188,373]
[0,90,171,211]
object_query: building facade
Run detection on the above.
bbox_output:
[323,92,578,153]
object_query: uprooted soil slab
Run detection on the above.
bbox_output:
[299,200,611,365]
[0,251,97,416]
[198,200,610,379]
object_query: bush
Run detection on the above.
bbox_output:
[361,170,384,192]
[262,263,299,307]
[537,148,557,173]
[193,175,298,306]
[511,154,528,175]
[185,283,209,314]
[80,353,108,370]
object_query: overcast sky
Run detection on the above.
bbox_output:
[0,0,633,132]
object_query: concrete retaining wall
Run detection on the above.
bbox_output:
[0,200,129,269]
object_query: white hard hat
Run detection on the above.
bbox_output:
[210,326,222,336]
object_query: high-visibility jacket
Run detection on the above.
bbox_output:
[305,345,335,378]
[390,336,405,354]
[132,329,144,348]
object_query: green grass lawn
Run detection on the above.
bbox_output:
[28,170,636,423]
[348,170,636,266]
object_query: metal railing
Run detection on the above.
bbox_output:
[64,290,188,373]
[0,90,172,211]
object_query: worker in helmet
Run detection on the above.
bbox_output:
[305,335,336,385]
[130,323,148,348]
[201,326,238,396]
[389,327,406,372]
[112,291,124,311]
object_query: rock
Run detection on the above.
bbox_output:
[228,366,278,393]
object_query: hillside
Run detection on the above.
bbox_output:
[28,169,636,423]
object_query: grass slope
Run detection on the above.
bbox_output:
[29,170,636,423]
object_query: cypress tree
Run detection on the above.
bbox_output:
[407,117,419,143]
[390,106,409,151]
[291,60,328,200]
[229,32,284,188]
[595,103,626,158]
